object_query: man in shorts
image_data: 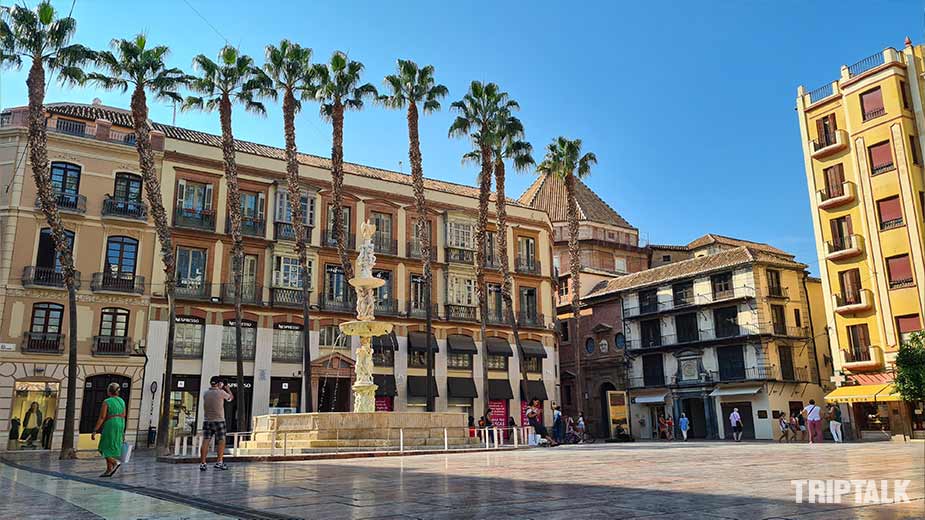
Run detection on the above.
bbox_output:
[199,376,234,471]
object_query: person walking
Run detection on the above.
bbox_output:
[657,415,667,440]
[729,408,743,442]
[802,399,823,444]
[778,413,791,443]
[665,415,675,441]
[789,414,801,440]
[90,383,126,477]
[552,405,563,444]
[199,376,234,471]
[827,403,843,443]
[679,413,690,441]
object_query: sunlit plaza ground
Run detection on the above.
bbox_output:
[0,441,923,519]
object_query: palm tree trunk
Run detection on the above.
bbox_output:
[564,173,583,416]
[492,158,529,403]
[25,56,78,459]
[406,102,435,412]
[130,86,178,454]
[282,90,313,413]
[474,137,492,418]
[219,94,247,432]
[330,101,353,281]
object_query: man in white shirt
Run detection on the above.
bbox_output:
[729,408,743,442]
[802,399,823,444]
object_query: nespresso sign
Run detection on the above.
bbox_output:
[274,322,303,331]
[224,319,256,328]
[175,316,204,325]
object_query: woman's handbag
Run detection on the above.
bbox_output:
[120,441,133,464]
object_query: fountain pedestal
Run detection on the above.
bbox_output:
[340,274,390,413]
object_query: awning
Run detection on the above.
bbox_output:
[372,332,398,351]
[485,337,513,357]
[373,374,396,397]
[709,386,763,397]
[487,379,514,400]
[407,332,438,352]
[519,340,548,358]
[407,376,438,397]
[447,377,478,398]
[825,384,896,403]
[520,380,549,401]
[447,334,478,354]
[633,392,668,404]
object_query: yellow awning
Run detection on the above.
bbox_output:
[825,384,890,403]
[874,385,903,402]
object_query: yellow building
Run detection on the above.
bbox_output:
[796,38,925,439]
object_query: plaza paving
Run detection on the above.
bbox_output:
[1,441,923,519]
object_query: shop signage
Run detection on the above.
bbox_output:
[274,322,303,331]
[176,316,204,325]
[281,382,289,390]
[0,343,15,352]
[520,400,542,426]
[177,380,185,388]
[375,396,393,411]
[224,319,256,328]
[607,390,629,437]
[488,399,507,429]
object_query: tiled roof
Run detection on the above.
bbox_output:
[686,233,792,258]
[583,246,806,300]
[46,102,138,128]
[646,243,690,251]
[518,172,634,229]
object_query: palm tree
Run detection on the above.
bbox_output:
[537,137,596,417]
[185,46,270,431]
[379,59,447,412]
[262,39,315,412]
[449,81,517,415]
[308,51,376,281]
[87,34,187,453]
[0,1,93,459]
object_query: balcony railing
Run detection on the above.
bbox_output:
[22,266,80,289]
[22,332,63,354]
[445,304,477,322]
[406,302,438,319]
[766,286,789,299]
[35,192,87,214]
[848,51,885,77]
[812,133,838,151]
[862,107,886,122]
[270,287,305,308]
[515,257,541,275]
[319,294,356,313]
[482,256,502,270]
[92,335,132,356]
[807,83,834,104]
[517,311,544,329]
[55,118,86,136]
[833,288,872,314]
[221,283,262,305]
[710,366,773,382]
[174,207,215,231]
[624,286,757,318]
[816,181,856,210]
[91,272,145,294]
[871,161,895,176]
[880,217,904,231]
[322,229,355,249]
[375,298,399,316]
[226,216,266,238]
[372,235,398,255]
[487,309,510,325]
[273,221,311,241]
[889,277,914,290]
[108,129,136,146]
[406,238,436,261]
[173,341,203,359]
[810,129,848,158]
[842,345,884,372]
[175,280,210,300]
[445,247,475,264]
[102,197,147,220]
[825,234,863,260]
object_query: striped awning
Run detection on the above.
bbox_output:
[825,384,895,403]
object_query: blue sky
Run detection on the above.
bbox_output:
[1,1,922,273]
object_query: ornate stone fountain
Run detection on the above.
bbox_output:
[339,220,393,412]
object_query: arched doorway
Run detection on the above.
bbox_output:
[80,374,131,434]
[599,382,617,438]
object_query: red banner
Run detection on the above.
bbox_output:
[375,396,393,411]
[488,399,508,428]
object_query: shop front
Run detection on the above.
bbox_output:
[222,376,253,432]
[373,374,396,411]
[519,380,547,426]
[709,385,762,440]
[269,377,302,414]
[629,390,669,440]
[7,379,59,450]
[447,377,478,418]
[825,383,910,440]
[168,375,200,443]
[78,374,131,450]
[487,379,514,433]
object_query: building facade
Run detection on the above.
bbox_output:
[0,101,558,450]
[583,236,833,441]
[796,39,925,439]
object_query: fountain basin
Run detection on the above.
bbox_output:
[349,277,385,289]
[339,320,393,337]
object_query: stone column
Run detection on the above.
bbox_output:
[251,327,273,417]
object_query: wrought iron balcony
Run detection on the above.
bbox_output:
[92,335,132,356]
[517,311,544,329]
[766,285,789,299]
[811,129,848,158]
[102,196,147,220]
[880,216,904,231]
[319,294,356,313]
[487,309,510,325]
[22,266,80,290]
[174,207,215,231]
[270,287,305,308]
[871,160,895,176]
[445,247,474,264]
[627,375,666,389]
[848,51,885,77]
[175,280,210,300]
[375,298,399,316]
[862,107,886,122]
[35,191,86,214]
[833,288,873,315]
[407,238,436,260]
[406,302,438,319]
[889,277,914,290]
[372,234,398,255]
[221,283,262,305]
[825,234,863,260]
[91,272,145,294]
[22,332,63,354]
[273,221,311,241]
[816,181,856,210]
[322,229,355,249]
[445,304,477,322]
[226,216,266,238]
[515,256,541,275]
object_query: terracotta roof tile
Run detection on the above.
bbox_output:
[46,102,137,128]
[518,172,634,229]
[686,233,792,258]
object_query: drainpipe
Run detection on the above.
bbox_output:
[802,272,824,386]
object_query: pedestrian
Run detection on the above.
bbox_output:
[789,414,801,440]
[778,413,791,443]
[576,412,587,443]
[797,411,807,441]
[199,376,234,471]
[665,415,675,441]
[729,407,743,442]
[827,403,843,443]
[90,382,126,477]
[679,413,690,441]
[526,399,558,446]
[802,399,823,444]
[657,415,667,440]
[552,405,563,443]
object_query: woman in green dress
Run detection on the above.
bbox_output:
[91,382,126,477]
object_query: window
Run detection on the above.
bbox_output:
[860,87,885,121]
[36,228,74,272]
[408,350,427,368]
[371,211,392,241]
[276,189,314,225]
[672,281,693,306]
[517,236,536,264]
[325,204,351,246]
[713,306,739,338]
[105,236,139,276]
[448,275,475,306]
[239,191,266,222]
[99,308,129,337]
[717,345,746,380]
[558,281,568,297]
[910,136,921,166]
[409,274,427,310]
[173,316,204,357]
[868,141,894,175]
[822,164,845,198]
[447,352,472,369]
[372,345,394,367]
[778,346,795,381]
[771,304,787,335]
[838,269,862,304]
[712,272,733,300]
[273,256,308,288]
[585,337,595,355]
[559,320,570,342]
[900,81,910,109]
[642,354,664,386]
[847,324,871,362]
[221,320,257,360]
[897,315,922,345]
[447,221,473,249]
[176,179,213,213]
[519,287,538,321]
[815,113,837,145]
[319,325,341,347]
[830,215,853,248]
[675,313,699,343]
[877,196,903,230]
[794,308,802,328]
[483,231,497,265]
[272,325,303,363]
[325,264,347,302]
[887,255,914,289]
[50,162,81,195]
[662,254,671,262]
[524,356,542,373]
[487,354,508,370]
[487,283,503,320]
[639,289,658,313]
[30,302,63,334]
[614,256,627,273]
[176,247,207,287]
[113,173,142,202]
[640,319,661,347]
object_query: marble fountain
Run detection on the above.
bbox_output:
[242,221,475,453]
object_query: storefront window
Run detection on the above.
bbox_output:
[8,380,59,450]
[373,347,394,367]
[855,402,891,432]
[447,352,472,369]
[487,354,508,370]
[269,378,301,413]
[168,376,199,443]
[408,351,427,368]
[272,324,303,363]
[524,356,542,373]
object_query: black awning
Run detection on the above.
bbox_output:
[519,339,548,358]
[520,380,549,401]
[485,337,513,357]
[447,334,477,354]
[407,376,439,397]
[447,377,478,398]
[487,379,514,400]
[372,331,398,351]
[407,332,439,352]
[373,374,396,397]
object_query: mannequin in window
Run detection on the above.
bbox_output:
[41,417,55,449]
[20,402,42,447]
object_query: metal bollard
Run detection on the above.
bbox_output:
[400,428,404,453]
[233,433,240,457]
[494,428,500,449]
[271,431,276,457]
[484,428,489,449]
[444,428,448,451]
[513,427,519,447]
[283,432,288,456]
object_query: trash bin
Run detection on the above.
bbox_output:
[147,426,156,447]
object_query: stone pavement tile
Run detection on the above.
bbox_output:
[791,500,925,519]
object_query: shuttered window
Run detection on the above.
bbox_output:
[897,315,922,345]
[877,196,903,230]
[868,141,894,174]
[886,255,913,289]
[823,164,845,197]
[838,269,862,303]
[860,88,885,120]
